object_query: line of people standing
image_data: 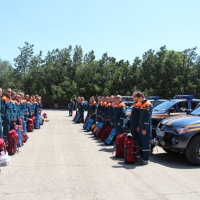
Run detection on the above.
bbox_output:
[71,91,153,165]
[0,87,42,142]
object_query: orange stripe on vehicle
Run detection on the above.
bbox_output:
[166,116,196,126]
[187,128,200,132]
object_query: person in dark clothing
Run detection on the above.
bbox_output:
[97,96,102,122]
[69,98,75,116]
[113,95,126,135]
[136,92,153,165]
[108,95,114,126]
[89,96,97,124]
[1,88,13,141]
[130,92,141,145]
[0,88,3,138]
[78,97,85,122]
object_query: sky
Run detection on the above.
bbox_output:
[0,0,200,65]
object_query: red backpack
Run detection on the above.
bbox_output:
[115,133,126,158]
[96,125,107,139]
[27,118,34,132]
[124,133,140,163]
[101,126,112,142]
[43,113,47,118]
[7,130,19,155]
[0,138,6,155]
[22,131,28,143]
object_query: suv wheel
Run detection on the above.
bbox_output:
[185,134,200,166]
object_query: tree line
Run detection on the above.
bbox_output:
[0,42,200,102]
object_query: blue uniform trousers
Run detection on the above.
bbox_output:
[139,126,152,161]
[3,117,11,140]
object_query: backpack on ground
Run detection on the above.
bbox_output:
[105,128,116,145]
[91,124,96,132]
[93,122,103,136]
[0,138,6,154]
[94,122,103,136]
[35,115,40,129]
[83,118,89,129]
[27,118,34,132]
[42,113,47,118]
[74,113,81,123]
[7,130,19,155]
[101,126,112,142]
[96,125,107,139]
[86,119,93,131]
[124,133,140,164]
[115,133,126,158]
[22,131,28,143]
[15,125,23,147]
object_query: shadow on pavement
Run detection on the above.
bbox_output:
[98,148,114,153]
[110,158,140,169]
[149,152,198,169]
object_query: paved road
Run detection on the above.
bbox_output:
[0,110,200,200]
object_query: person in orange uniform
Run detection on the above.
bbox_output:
[89,96,97,124]
[0,88,3,138]
[130,92,141,145]
[113,95,126,135]
[103,96,110,126]
[136,92,153,165]
[78,97,85,122]
[1,88,13,141]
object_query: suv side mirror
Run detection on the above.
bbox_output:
[168,108,175,114]
[186,109,191,114]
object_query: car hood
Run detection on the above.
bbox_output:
[152,110,167,114]
[160,115,200,127]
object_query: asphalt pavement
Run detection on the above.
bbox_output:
[0,110,200,200]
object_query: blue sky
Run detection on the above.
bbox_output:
[0,0,199,65]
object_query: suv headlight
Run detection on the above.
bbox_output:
[176,127,188,134]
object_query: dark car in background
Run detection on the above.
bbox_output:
[151,95,200,135]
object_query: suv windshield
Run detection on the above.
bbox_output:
[191,106,200,115]
[153,101,175,111]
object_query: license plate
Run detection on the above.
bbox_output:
[156,130,165,137]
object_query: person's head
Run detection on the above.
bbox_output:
[70,98,72,101]
[91,96,95,102]
[135,91,145,102]
[19,92,24,99]
[101,96,104,102]
[29,96,33,101]
[132,92,139,102]
[116,95,122,103]
[16,94,20,101]
[80,97,84,101]
[0,88,2,97]
[110,95,114,102]
[6,88,12,97]
[105,96,110,102]
[97,96,101,102]
[25,94,29,100]
[11,91,16,99]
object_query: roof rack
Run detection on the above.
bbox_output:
[173,95,194,100]
[146,96,160,100]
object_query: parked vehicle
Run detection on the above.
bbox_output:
[154,103,200,165]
